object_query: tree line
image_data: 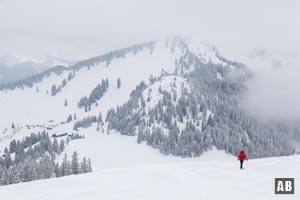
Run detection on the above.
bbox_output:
[0,132,92,186]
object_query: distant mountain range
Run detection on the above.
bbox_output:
[0,54,75,84]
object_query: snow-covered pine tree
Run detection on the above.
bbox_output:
[117,78,121,89]
[80,157,88,173]
[87,158,92,172]
[71,151,80,174]
[51,84,57,96]
[59,140,65,152]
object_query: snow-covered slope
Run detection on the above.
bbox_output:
[141,75,190,110]
[0,145,299,200]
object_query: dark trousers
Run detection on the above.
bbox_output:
[240,160,244,169]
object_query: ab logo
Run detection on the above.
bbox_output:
[275,178,294,194]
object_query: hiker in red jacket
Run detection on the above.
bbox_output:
[237,150,248,169]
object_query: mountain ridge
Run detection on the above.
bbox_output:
[0,38,236,91]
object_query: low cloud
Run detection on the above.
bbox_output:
[240,54,300,122]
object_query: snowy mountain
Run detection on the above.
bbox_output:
[0,54,74,84]
[0,38,299,195]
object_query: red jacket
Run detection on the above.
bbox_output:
[237,150,248,160]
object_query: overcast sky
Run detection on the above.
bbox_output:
[1,0,300,120]
[0,0,299,59]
